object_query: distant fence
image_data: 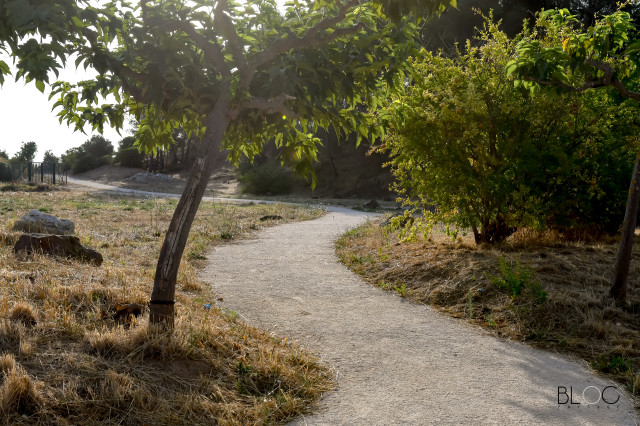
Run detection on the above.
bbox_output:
[0,162,67,185]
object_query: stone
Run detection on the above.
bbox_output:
[362,199,380,209]
[259,215,283,221]
[13,210,75,235]
[14,234,103,266]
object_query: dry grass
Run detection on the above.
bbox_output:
[337,219,640,402]
[0,189,331,424]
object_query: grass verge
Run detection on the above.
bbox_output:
[0,189,330,424]
[337,220,640,403]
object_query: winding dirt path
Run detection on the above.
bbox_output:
[203,207,638,425]
[67,178,638,424]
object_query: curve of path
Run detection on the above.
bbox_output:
[66,177,281,205]
[204,208,638,425]
[68,178,638,424]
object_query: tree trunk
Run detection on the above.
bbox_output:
[149,93,231,327]
[609,145,640,305]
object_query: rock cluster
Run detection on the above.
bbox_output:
[13,234,103,266]
[13,210,75,235]
[12,210,103,266]
[126,171,175,183]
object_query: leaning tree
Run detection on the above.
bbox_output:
[2,0,455,326]
[507,8,640,304]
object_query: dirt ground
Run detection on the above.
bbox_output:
[70,164,400,211]
[73,165,242,198]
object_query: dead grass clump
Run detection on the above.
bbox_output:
[0,365,43,416]
[0,232,19,247]
[507,226,618,247]
[338,220,640,400]
[86,320,195,361]
[100,369,137,408]
[0,354,16,373]
[9,302,38,328]
[0,320,23,353]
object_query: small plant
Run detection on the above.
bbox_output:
[488,257,547,304]
[485,314,497,328]
[377,247,389,262]
[376,281,392,291]
[348,254,374,265]
[187,250,207,260]
[394,282,410,297]
[591,355,633,374]
[465,290,474,318]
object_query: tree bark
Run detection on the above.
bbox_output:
[149,92,231,327]
[610,145,640,305]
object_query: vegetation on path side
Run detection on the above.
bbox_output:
[337,221,640,402]
[0,189,329,425]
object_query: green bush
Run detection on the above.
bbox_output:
[0,161,12,182]
[382,19,639,243]
[63,136,114,173]
[239,160,295,195]
[71,154,112,174]
[115,147,144,168]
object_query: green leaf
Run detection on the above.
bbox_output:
[35,80,45,93]
[0,60,9,76]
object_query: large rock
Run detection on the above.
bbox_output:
[14,234,103,266]
[13,210,75,235]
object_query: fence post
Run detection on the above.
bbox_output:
[27,162,32,182]
[52,163,56,185]
[40,163,44,183]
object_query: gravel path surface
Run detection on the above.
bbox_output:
[203,207,638,425]
[67,178,638,424]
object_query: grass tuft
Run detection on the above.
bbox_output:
[9,302,38,328]
[0,365,43,416]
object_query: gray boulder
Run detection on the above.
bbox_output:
[13,210,75,235]
[14,234,103,266]
[362,199,380,209]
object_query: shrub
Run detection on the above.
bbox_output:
[239,160,295,195]
[64,136,114,173]
[0,161,12,182]
[489,257,547,304]
[71,154,112,174]
[115,147,144,168]
[382,18,639,243]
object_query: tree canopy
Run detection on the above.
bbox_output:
[2,0,456,325]
[383,17,640,244]
[506,7,640,304]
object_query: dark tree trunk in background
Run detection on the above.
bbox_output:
[149,93,231,326]
[610,145,640,305]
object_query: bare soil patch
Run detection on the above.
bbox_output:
[73,164,242,198]
[336,221,640,404]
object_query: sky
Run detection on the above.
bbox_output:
[0,0,289,163]
[0,55,129,162]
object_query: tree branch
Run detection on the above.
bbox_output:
[143,16,231,79]
[523,57,640,102]
[247,0,362,75]
[584,59,640,101]
[80,28,151,104]
[229,92,297,120]
[214,0,250,86]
